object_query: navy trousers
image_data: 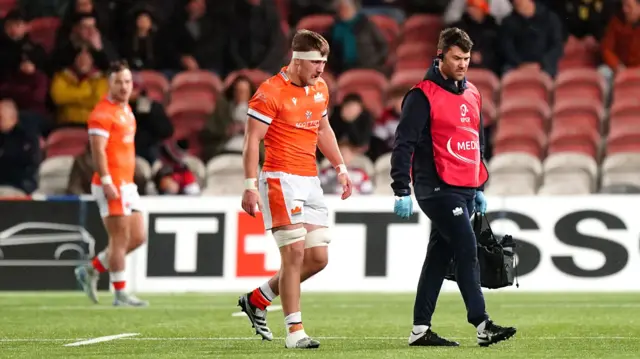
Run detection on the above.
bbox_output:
[413,191,489,327]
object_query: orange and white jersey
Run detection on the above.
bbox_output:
[248,67,330,177]
[87,97,136,186]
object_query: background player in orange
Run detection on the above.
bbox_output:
[238,30,352,349]
[74,61,148,307]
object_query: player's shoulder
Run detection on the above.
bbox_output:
[464,80,479,92]
[253,75,287,103]
[89,99,115,120]
[314,76,330,94]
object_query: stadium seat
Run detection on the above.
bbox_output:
[137,70,170,103]
[320,155,374,178]
[389,69,426,87]
[547,124,601,159]
[401,14,442,44]
[606,122,640,155]
[612,68,640,101]
[368,14,400,52]
[38,155,75,195]
[296,14,334,34]
[28,16,60,53]
[557,37,599,71]
[500,69,553,103]
[204,154,246,195]
[486,152,542,195]
[166,95,215,140]
[554,68,605,104]
[170,70,223,103]
[498,98,551,132]
[393,58,431,72]
[536,181,591,195]
[336,69,388,118]
[551,98,604,133]
[466,68,500,104]
[373,153,393,195]
[493,121,546,159]
[539,152,598,194]
[394,42,436,63]
[482,98,496,127]
[609,97,640,126]
[0,0,15,17]
[224,69,271,89]
[183,155,206,186]
[45,128,88,158]
[602,153,640,188]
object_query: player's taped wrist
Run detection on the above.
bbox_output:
[244,178,258,191]
[101,175,113,185]
[336,164,347,175]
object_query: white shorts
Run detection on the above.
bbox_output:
[258,171,329,230]
[91,183,143,218]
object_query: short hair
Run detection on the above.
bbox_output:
[291,29,330,57]
[108,60,130,76]
[437,27,474,54]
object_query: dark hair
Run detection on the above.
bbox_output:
[437,27,474,54]
[224,75,256,102]
[108,60,129,75]
[72,12,96,26]
[291,29,330,57]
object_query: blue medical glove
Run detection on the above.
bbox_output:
[394,196,413,219]
[475,190,487,215]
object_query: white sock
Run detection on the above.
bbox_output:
[284,311,303,333]
[109,271,126,292]
[97,251,109,270]
[476,320,487,332]
[259,281,276,302]
[413,325,429,334]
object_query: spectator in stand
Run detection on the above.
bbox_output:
[0,99,41,194]
[444,0,512,24]
[450,0,501,74]
[319,144,374,195]
[200,75,259,161]
[55,0,111,46]
[162,0,226,76]
[130,73,173,164]
[557,0,615,42]
[0,10,49,116]
[50,12,118,73]
[367,85,409,162]
[153,142,201,195]
[288,0,334,26]
[599,0,640,92]
[325,0,388,75]
[330,93,373,155]
[66,143,148,195]
[500,0,564,78]
[227,0,286,75]
[120,7,162,71]
[50,49,108,127]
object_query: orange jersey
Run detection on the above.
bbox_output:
[88,97,136,186]
[248,67,330,177]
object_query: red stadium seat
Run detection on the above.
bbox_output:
[28,16,61,53]
[369,14,400,52]
[554,68,605,104]
[401,14,442,45]
[389,69,425,87]
[0,0,15,17]
[224,69,271,89]
[137,70,169,103]
[45,128,88,158]
[607,122,640,155]
[296,14,334,34]
[499,98,551,132]
[166,95,215,139]
[612,69,640,101]
[170,70,223,104]
[336,69,388,117]
[500,69,553,103]
[467,68,500,104]
[395,42,435,62]
[548,124,600,159]
[551,98,604,133]
[493,121,546,159]
[482,97,496,127]
[393,58,431,72]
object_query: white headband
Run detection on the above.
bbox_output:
[292,51,327,61]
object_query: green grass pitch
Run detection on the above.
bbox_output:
[1,292,639,358]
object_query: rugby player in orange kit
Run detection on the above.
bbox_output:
[238,29,353,349]
[75,61,148,307]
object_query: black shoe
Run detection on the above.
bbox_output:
[237,293,273,341]
[409,329,459,347]
[477,320,516,347]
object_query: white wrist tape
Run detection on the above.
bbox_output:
[292,51,327,61]
[101,175,112,185]
[244,178,258,190]
[336,164,348,175]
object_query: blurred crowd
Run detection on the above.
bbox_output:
[0,0,638,197]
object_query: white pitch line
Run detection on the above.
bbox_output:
[231,305,283,317]
[63,333,140,347]
[0,335,638,343]
[501,303,640,308]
